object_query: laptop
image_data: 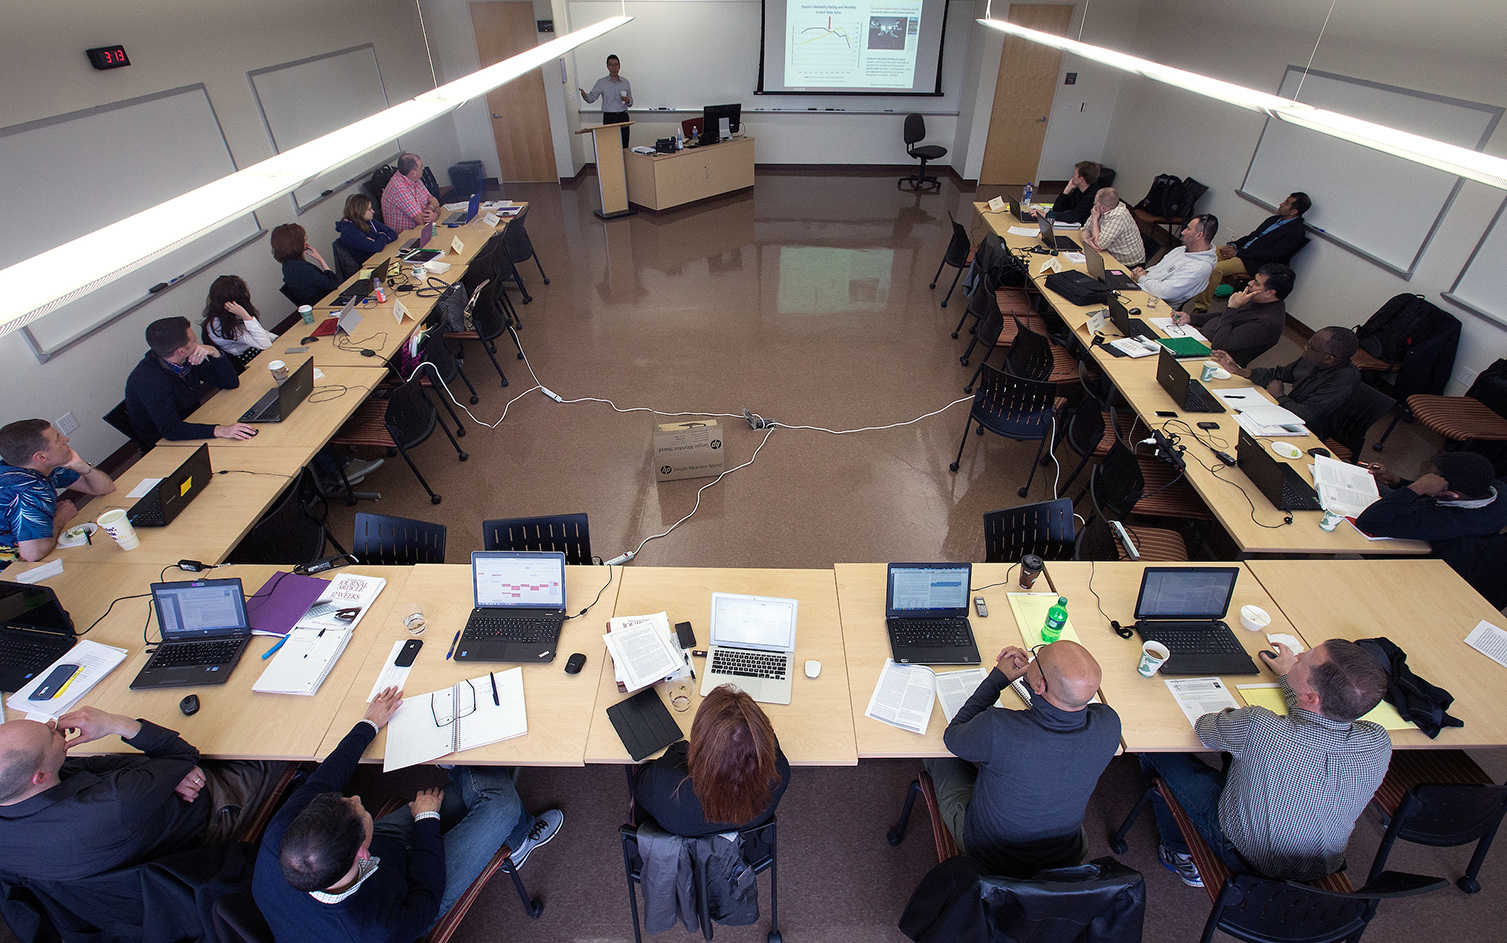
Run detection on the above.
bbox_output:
[332,279,373,307]
[1085,245,1140,292]
[1131,567,1259,676]
[310,297,366,338]
[398,222,441,262]
[1038,215,1080,251]
[0,582,77,692]
[699,592,798,705]
[1007,194,1040,222]
[1108,293,1154,340]
[240,358,314,423]
[443,190,482,226]
[127,443,213,528]
[1237,429,1323,511]
[885,563,981,665]
[1156,348,1224,413]
[130,578,252,689]
[456,551,567,662]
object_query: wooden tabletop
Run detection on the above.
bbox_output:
[316,564,621,766]
[1043,561,1304,752]
[69,565,414,761]
[46,446,308,566]
[3,562,170,630]
[273,306,424,371]
[836,563,1044,758]
[1247,559,1507,749]
[584,567,858,766]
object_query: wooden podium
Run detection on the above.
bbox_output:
[577,121,636,220]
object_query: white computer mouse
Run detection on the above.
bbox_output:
[804,659,821,679]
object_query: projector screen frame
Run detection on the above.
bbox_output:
[756,0,951,97]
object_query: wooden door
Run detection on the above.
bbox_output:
[470,2,557,182]
[978,3,1073,187]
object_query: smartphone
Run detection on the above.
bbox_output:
[395,639,423,667]
[30,664,80,701]
[1155,410,1177,418]
[675,621,697,649]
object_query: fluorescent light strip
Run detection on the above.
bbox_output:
[0,15,630,339]
[976,17,1507,192]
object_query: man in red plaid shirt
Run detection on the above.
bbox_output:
[381,154,440,233]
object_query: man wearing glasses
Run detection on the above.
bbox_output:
[924,641,1121,877]
[1211,326,1361,441]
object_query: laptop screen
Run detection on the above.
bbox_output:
[709,593,798,652]
[1134,567,1240,620]
[887,563,971,617]
[0,582,73,634]
[152,579,249,639]
[1237,430,1285,503]
[1156,347,1190,401]
[472,551,567,611]
[159,443,212,519]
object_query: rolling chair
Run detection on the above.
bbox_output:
[981,498,1076,563]
[482,513,593,565]
[898,114,947,192]
[620,818,781,943]
[949,364,1056,497]
[352,512,447,565]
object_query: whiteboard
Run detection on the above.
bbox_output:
[0,85,261,360]
[250,45,396,210]
[1238,67,1501,278]
[1445,196,1507,326]
[567,0,973,114]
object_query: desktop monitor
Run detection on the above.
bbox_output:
[701,103,741,144]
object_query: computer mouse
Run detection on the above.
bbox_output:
[564,653,586,674]
[1307,447,1331,458]
[179,694,200,716]
[804,660,821,679]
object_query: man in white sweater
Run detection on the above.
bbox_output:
[1132,214,1219,308]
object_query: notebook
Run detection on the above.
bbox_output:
[382,669,527,771]
[885,563,980,666]
[251,627,352,695]
[699,592,798,705]
[606,686,684,761]
[1132,567,1258,676]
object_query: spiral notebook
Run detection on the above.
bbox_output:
[382,669,528,772]
[251,628,352,696]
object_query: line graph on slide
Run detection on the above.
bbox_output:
[788,14,862,80]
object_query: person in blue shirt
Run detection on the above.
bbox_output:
[336,194,399,266]
[0,419,115,566]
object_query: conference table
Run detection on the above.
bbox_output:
[971,202,1430,557]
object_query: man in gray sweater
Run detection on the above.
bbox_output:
[924,641,1121,877]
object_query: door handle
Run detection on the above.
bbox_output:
[1037,116,1047,122]
[492,114,502,119]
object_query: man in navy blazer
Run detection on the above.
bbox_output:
[1194,192,1310,311]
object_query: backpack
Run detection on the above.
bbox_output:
[1136,174,1185,218]
[1043,270,1109,307]
[1465,358,1507,420]
[1356,636,1463,738]
[1355,293,1440,364]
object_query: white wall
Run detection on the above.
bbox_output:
[1033,0,1138,182]
[1101,0,1507,393]
[1,0,459,461]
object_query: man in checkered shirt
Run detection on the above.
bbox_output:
[380,153,440,233]
[1083,188,1144,267]
[1139,638,1391,887]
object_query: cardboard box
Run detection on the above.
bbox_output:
[653,420,724,482]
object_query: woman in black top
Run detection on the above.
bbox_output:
[634,685,791,836]
[271,223,340,306]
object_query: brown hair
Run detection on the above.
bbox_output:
[1075,161,1101,186]
[0,419,52,467]
[270,223,308,263]
[686,685,780,826]
[1309,639,1388,722]
[201,275,259,344]
[343,193,374,233]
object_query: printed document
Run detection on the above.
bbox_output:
[1163,677,1241,728]
[1465,621,1507,671]
[604,613,685,693]
[1311,454,1381,516]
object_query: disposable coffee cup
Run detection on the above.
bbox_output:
[1137,640,1170,678]
[97,509,140,551]
[298,305,315,324]
[1019,553,1045,590]
[1319,509,1343,532]
[1201,361,1219,382]
[268,360,290,383]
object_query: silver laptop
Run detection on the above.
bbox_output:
[699,592,798,705]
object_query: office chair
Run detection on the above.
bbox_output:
[620,818,780,943]
[981,498,1076,563]
[897,114,947,192]
[999,314,1080,389]
[103,401,155,455]
[330,239,364,281]
[500,220,549,304]
[949,364,1056,497]
[225,468,348,567]
[332,373,468,505]
[1074,467,1188,562]
[482,513,593,565]
[1366,749,1507,893]
[931,212,972,308]
[352,512,447,565]
[1324,382,1396,462]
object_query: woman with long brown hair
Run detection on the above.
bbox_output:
[335,193,397,264]
[200,274,274,359]
[634,685,790,835]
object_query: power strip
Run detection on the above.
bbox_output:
[1110,521,1141,560]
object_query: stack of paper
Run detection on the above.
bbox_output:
[1163,677,1241,727]
[1311,454,1381,516]
[1216,389,1309,437]
[604,612,688,694]
[253,628,353,696]
[6,641,128,719]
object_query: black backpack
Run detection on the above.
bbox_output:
[1357,636,1463,738]
[1355,293,1441,364]
[1136,174,1185,218]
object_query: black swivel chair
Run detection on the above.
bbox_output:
[225,468,348,566]
[499,221,549,305]
[352,512,447,565]
[931,212,972,308]
[331,373,468,505]
[898,114,947,192]
[482,513,593,565]
[949,363,1057,497]
[620,818,781,943]
[104,401,155,455]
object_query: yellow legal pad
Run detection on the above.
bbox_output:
[1007,593,1082,647]
[1235,683,1416,730]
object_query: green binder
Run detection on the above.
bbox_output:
[1158,336,1212,358]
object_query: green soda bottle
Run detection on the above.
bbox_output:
[1042,596,1068,643]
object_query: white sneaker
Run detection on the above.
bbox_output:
[343,458,384,480]
[1158,843,1204,888]
[507,809,563,869]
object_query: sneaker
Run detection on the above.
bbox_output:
[1158,843,1203,887]
[342,458,384,480]
[507,809,563,870]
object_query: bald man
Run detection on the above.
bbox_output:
[0,707,278,882]
[924,641,1121,877]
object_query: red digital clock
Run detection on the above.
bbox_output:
[86,46,131,70]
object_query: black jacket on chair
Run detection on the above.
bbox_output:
[899,854,1145,943]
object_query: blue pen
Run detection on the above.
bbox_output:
[261,635,289,659]
[446,630,461,660]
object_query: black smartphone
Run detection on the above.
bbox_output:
[675,621,697,649]
[1155,410,1177,417]
[1197,421,1221,430]
[30,664,80,701]
[395,639,423,667]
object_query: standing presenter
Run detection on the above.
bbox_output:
[579,54,632,149]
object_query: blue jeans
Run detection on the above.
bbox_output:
[373,766,535,924]
[1138,753,1249,872]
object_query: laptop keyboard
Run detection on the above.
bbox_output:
[464,616,558,643]
[889,618,973,648]
[710,649,788,679]
[1185,385,1219,412]
[148,639,244,669]
[0,637,64,664]
[1136,621,1243,654]
[1281,476,1323,510]
[129,503,165,527]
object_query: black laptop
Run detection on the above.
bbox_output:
[0,582,77,692]
[1108,293,1154,339]
[1237,429,1323,511]
[1007,194,1041,222]
[1132,567,1259,676]
[127,443,214,528]
[1084,245,1140,292]
[241,358,314,423]
[1156,348,1224,413]
[456,551,567,663]
[1038,215,1080,251]
[885,563,981,665]
[130,578,252,689]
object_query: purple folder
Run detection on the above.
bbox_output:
[246,571,328,637]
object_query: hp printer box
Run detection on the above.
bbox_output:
[653,420,724,482]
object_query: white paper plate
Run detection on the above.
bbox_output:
[56,523,97,548]
[1270,441,1303,460]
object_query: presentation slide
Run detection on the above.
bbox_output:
[760,0,949,95]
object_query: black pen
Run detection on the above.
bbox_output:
[446,630,461,660]
[490,670,500,706]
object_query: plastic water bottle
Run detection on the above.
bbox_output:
[1042,596,1069,643]
[1021,183,1034,208]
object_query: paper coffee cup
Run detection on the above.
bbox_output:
[268,360,289,383]
[298,305,315,324]
[1201,361,1219,382]
[1319,509,1343,532]
[1137,640,1170,678]
[97,509,140,551]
